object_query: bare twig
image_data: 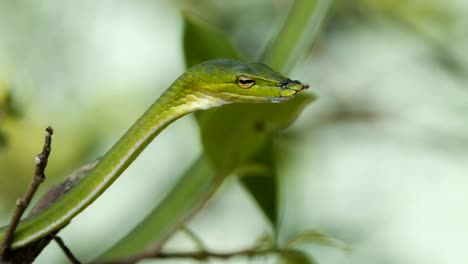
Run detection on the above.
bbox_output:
[52,235,81,264]
[94,247,280,264]
[5,160,99,264]
[0,126,54,261]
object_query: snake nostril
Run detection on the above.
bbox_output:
[280,78,294,89]
[280,78,306,89]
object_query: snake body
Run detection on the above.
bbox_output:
[0,59,308,249]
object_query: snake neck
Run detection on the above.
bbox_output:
[8,78,228,249]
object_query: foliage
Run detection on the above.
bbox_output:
[5,0,467,263]
[100,0,334,262]
[0,83,21,148]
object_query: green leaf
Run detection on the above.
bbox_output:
[0,130,5,149]
[239,141,278,226]
[0,83,22,119]
[183,11,243,68]
[198,94,314,230]
[0,83,22,149]
[278,249,317,264]
[285,230,351,253]
[261,0,333,72]
[200,94,315,173]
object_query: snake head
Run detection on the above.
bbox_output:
[190,59,310,103]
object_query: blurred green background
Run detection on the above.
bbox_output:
[1,0,468,263]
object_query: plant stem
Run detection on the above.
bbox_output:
[261,0,333,73]
[0,126,53,261]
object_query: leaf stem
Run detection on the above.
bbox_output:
[261,0,333,73]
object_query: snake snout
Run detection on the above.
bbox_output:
[280,78,309,92]
[276,78,309,99]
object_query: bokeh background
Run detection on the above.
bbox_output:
[1,0,468,263]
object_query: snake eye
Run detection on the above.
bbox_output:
[236,76,255,89]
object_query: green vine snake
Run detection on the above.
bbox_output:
[0,58,309,250]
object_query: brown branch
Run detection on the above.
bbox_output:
[52,235,81,264]
[94,248,281,264]
[5,160,99,264]
[0,126,54,261]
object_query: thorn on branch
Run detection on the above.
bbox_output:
[0,126,54,261]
